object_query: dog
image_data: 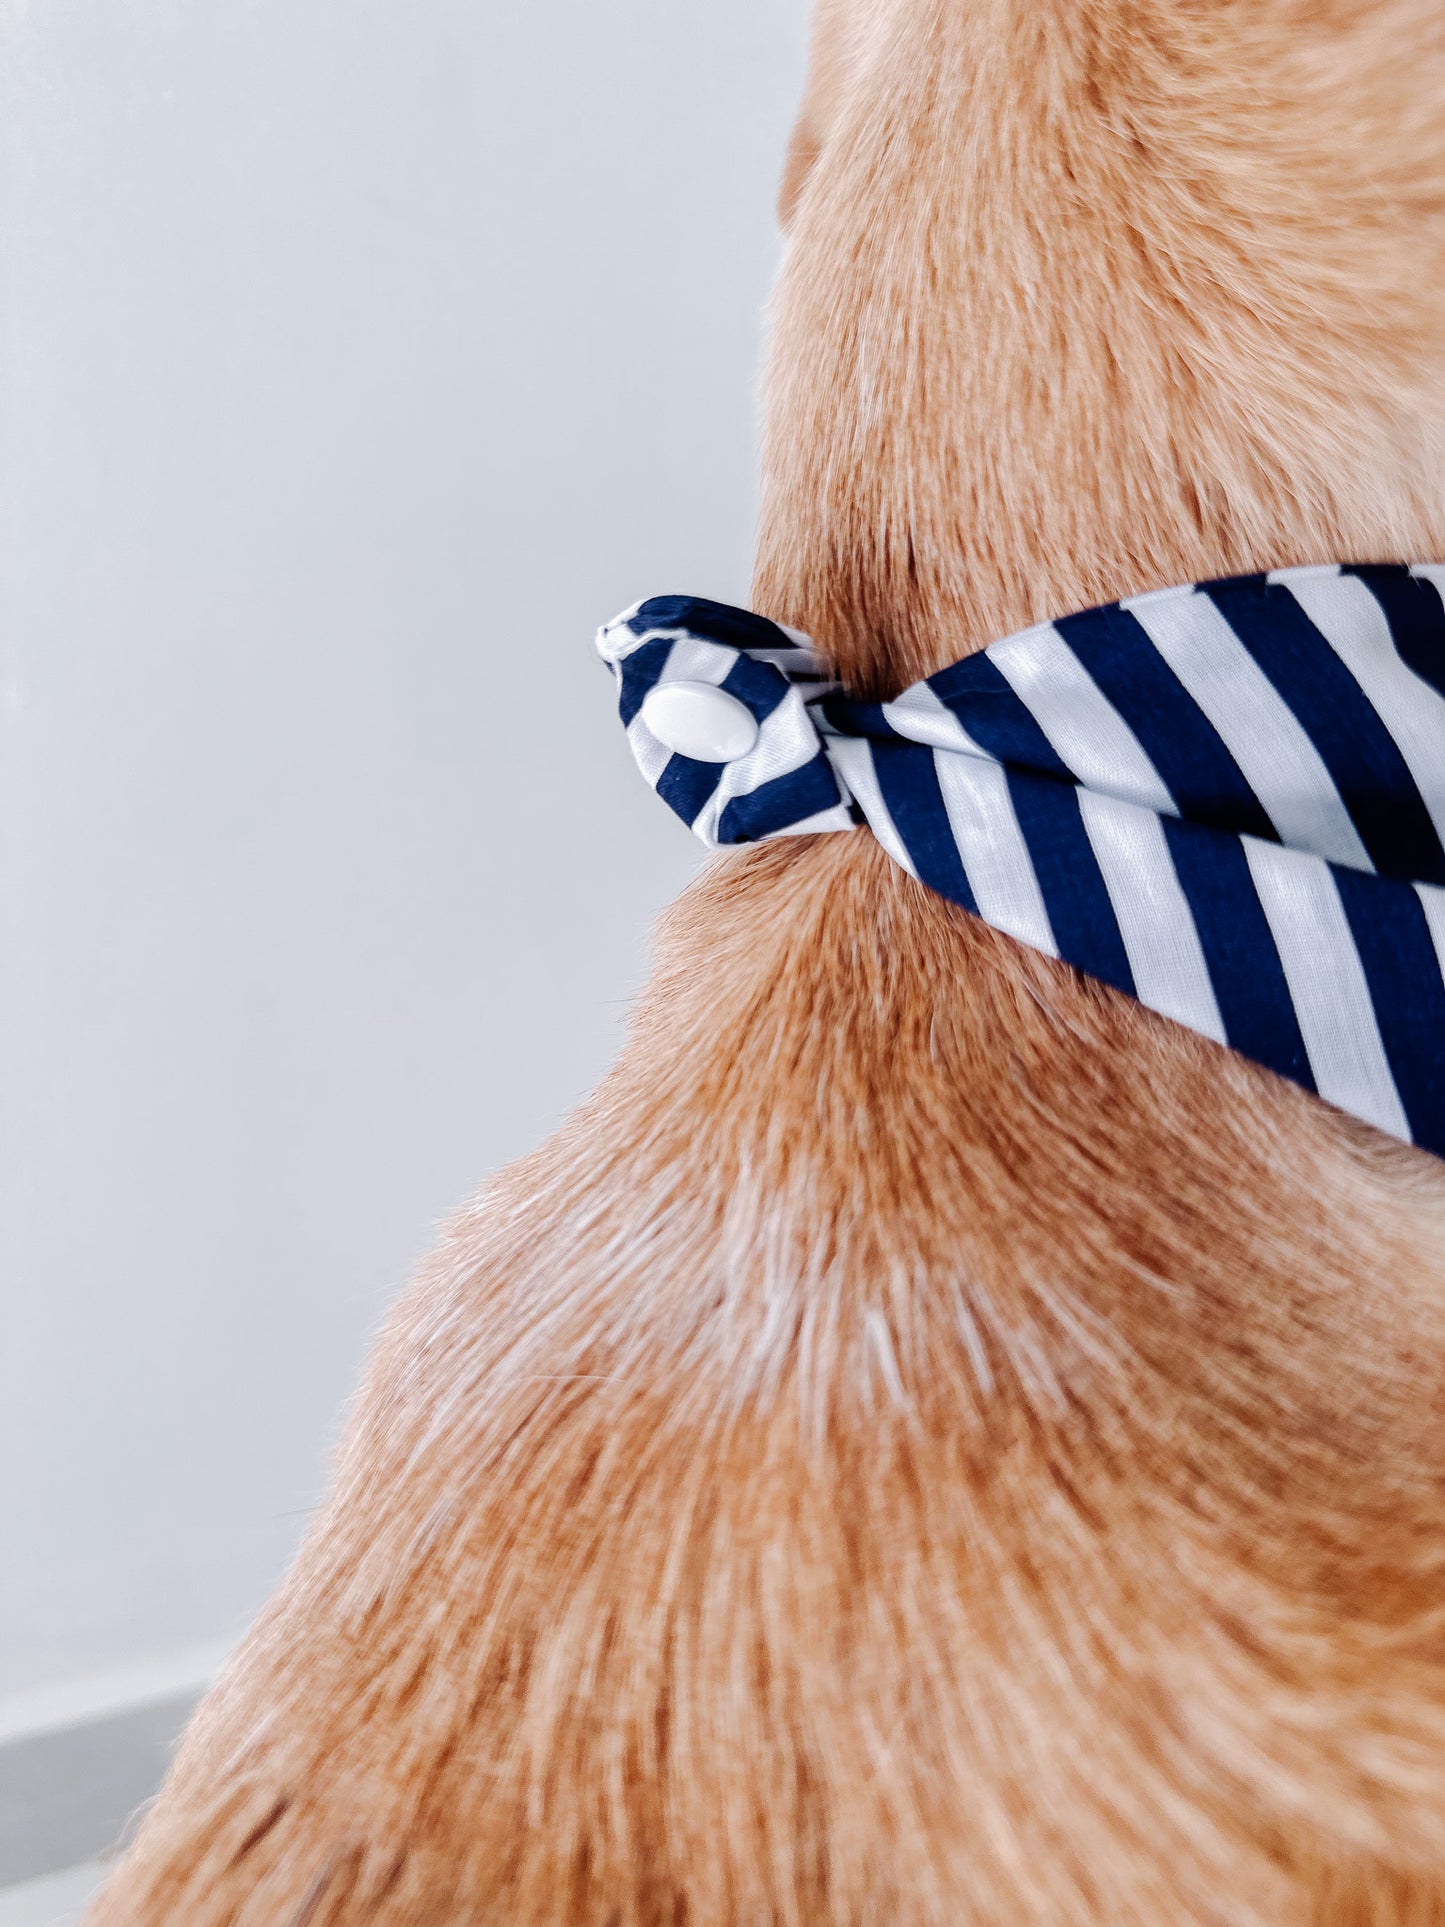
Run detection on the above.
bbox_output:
[90,1,1445,1920]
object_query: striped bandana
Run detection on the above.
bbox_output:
[597,565,1445,1158]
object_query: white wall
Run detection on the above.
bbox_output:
[0,0,807,1700]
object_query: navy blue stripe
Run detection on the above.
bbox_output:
[715,753,844,846]
[817,694,907,741]
[1160,817,1315,1092]
[617,638,675,728]
[926,654,1076,780]
[720,653,791,725]
[656,753,723,831]
[629,595,796,658]
[1206,576,1445,884]
[867,741,977,913]
[1345,564,1445,705]
[1334,869,1445,1156]
[1005,770,1135,997]
[1054,605,1277,840]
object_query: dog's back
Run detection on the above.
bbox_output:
[91,3,1445,1922]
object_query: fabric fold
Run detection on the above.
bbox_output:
[597,569,1445,1157]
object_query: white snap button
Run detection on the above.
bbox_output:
[640,680,760,762]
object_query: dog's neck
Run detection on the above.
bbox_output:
[755,0,1445,698]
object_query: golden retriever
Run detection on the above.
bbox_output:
[91,2,1445,1920]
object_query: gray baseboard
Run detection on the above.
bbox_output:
[0,1692,202,1889]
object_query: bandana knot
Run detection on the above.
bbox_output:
[597,568,1445,1158]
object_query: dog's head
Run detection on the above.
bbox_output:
[759,0,1445,690]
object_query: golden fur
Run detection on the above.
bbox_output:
[90,2,1445,1921]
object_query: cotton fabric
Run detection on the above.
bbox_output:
[598,566,1445,1156]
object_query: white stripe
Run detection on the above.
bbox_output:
[627,710,678,787]
[1124,587,1373,871]
[626,636,827,846]
[624,636,685,784]
[689,699,832,844]
[1076,790,1226,1043]
[1415,882,1445,987]
[932,752,1057,956]
[987,622,1178,815]
[1257,564,1341,584]
[823,739,917,877]
[597,615,726,668]
[654,636,740,687]
[1273,568,1445,852]
[880,681,996,758]
[747,646,827,674]
[688,749,828,845]
[1411,564,1445,599]
[595,606,644,662]
[1243,838,1409,1139]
